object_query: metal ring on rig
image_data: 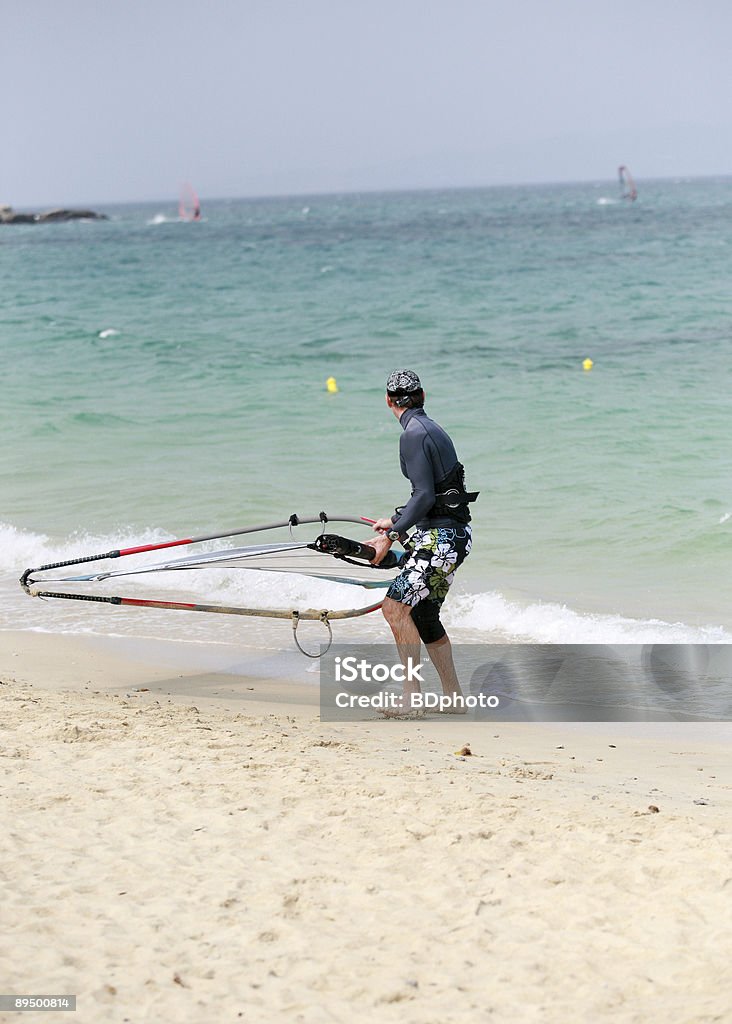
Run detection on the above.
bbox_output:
[291,610,333,658]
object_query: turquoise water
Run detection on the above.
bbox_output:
[2,179,732,648]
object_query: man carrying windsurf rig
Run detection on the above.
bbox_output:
[369,369,478,714]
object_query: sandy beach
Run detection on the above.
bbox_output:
[1,629,731,1024]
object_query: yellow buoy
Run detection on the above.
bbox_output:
[582,358,594,372]
[326,376,339,393]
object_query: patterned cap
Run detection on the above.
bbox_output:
[386,369,422,394]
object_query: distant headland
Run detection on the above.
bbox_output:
[0,205,108,224]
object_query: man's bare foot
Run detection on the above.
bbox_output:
[377,702,426,720]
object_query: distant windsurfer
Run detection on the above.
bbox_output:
[370,370,477,715]
[618,165,638,202]
[179,183,201,221]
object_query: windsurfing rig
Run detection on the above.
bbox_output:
[179,182,201,221]
[617,165,637,202]
[19,513,401,658]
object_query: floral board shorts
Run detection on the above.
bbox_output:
[386,526,472,608]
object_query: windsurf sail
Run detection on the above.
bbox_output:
[20,513,401,657]
[617,165,637,202]
[179,182,201,221]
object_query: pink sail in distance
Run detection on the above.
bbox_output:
[179,182,201,221]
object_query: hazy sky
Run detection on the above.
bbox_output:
[4,0,732,206]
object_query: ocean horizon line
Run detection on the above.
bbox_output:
[8,170,732,215]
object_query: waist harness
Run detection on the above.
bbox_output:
[430,462,478,523]
[395,463,479,526]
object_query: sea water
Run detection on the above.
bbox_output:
[2,179,732,656]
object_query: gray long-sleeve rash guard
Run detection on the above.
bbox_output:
[389,407,462,535]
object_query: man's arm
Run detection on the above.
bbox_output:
[389,432,436,536]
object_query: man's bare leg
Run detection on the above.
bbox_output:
[382,599,466,714]
[426,634,466,713]
[381,597,422,712]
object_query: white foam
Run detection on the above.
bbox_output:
[446,590,732,645]
[98,328,120,339]
[1,522,172,574]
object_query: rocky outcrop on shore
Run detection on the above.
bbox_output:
[0,205,108,224]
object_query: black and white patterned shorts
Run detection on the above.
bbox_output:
[386,526,472,607]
